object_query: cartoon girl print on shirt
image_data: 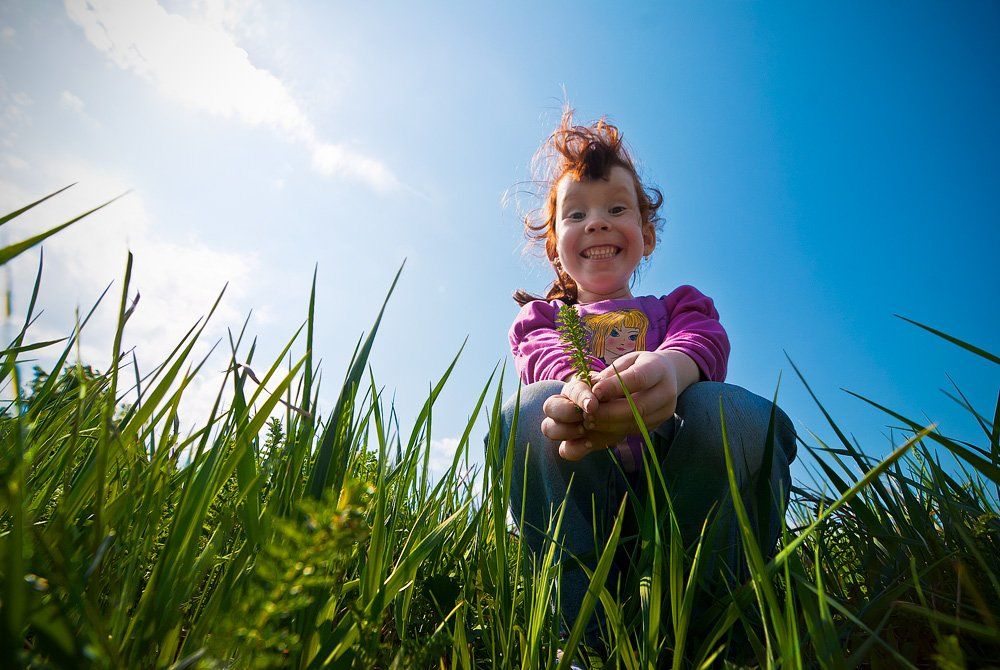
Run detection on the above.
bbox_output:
[583,309,650,366]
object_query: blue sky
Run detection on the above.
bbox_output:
[1,1,997,486]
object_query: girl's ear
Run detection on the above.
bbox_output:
[642,225,655,256]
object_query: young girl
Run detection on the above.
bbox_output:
[498,110,797,654]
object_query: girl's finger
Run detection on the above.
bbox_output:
[558,431,624,461]
[593,353,640,382]
[540,416,587,441]
[561,377,599,415]
[593,356,656,401]
[589,384,676,434]
[579,410,635,437]
[542,394,586,423]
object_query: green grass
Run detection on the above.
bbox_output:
[1,190,998,668]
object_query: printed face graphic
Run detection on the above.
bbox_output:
[583,308,649,367]
[603,326,640,363]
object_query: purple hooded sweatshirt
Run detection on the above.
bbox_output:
[508,284,731,471]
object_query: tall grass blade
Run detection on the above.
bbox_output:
[0,193,126,266]
[895,314,1000,365]
[307,261,404,500]
[0,184,75,228]
[557,497,627,670]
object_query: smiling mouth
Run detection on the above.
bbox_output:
[581,245,621,260]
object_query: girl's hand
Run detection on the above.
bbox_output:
[592,350,698,433]
[539,377,597,441]
[539,377,624,455]
[561,376,599,415]
[555,350,700,460]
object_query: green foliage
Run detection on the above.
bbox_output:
[206,485,370,668]
[0,191,998,668]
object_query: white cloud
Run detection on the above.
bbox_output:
[0,157,267,432]
[63,0,400,193]
[428,436,460,478]
[427,436,481,492]
[58,90,100,129]
[0,77,32,147]
[1,153,28,172]
[59,90,85,114]
[190,0,266,41]
[311,142,400,194]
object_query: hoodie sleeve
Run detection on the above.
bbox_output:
[509,300,607,384]
[656,286,730,382]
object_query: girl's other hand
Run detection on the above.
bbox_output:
[585,350,699,437]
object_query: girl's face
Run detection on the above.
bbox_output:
[554,165,654,304]
[603,325,640,363]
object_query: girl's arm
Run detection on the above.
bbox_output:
[655,285,730,382]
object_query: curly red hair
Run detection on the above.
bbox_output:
[514,108,664,306]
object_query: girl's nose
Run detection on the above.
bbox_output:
[585,217,611,233]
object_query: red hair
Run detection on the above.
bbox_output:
[514,108,664,306]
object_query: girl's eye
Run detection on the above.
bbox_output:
[568,212,585,221]
[610,328,620,337]
[610,206,626,215]
[629,333,638,341]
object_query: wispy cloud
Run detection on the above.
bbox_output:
[426,436,482,489]
[0,159,268,431]
[428,437,460,479]
[58,90,85,114]
[63,0,401,193]
[0,76,32,147]
[1,153,28,172]
[428,436,484,495]
[59,90,100,128]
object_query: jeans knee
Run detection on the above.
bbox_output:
[498,379,564,465]
[501,380,564,430]
[500,380,563,438]
[674,382,797,474]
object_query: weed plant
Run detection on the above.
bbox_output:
[0,190,998,668]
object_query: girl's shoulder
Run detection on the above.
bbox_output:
[513,297,564,319]
[509,298,565,336]
[656,285,715,308]
[636,286,716,318]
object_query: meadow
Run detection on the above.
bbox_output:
[1,191,998,668]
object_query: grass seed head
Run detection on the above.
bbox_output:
[556,304,594,386]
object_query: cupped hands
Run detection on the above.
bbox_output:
[540,350,699,461]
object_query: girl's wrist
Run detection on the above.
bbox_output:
[657,349,701,393]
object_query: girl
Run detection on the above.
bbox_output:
[498,110,797,655]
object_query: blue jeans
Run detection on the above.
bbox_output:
[497,380,796,645]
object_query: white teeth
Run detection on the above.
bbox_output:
[583,246,619,259]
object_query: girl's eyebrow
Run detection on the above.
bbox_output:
[559,196,583,211]
[561,186,634,207]
[608,185,636,200]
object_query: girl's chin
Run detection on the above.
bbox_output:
[576,278,631,291]
[576,286,633,301]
